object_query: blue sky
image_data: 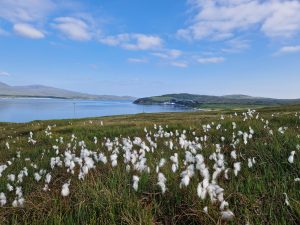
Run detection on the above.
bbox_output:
[0,0,299,98]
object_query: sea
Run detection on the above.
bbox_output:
[0,98,190,123]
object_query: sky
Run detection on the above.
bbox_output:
[0,0,299,99]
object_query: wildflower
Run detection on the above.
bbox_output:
[126,165,131,172]
[197,181,208,200]
[132,175,139,191]
[50,157,62,169]
[7,183,14,191]
[11,186,25,207]
[232,122,236,129]
[7,174,16,182]
[219,200,229,210]
[278,127,285,134]
[248,158,253,168]
[283,193,290,206]
[288,151,296,164]
[159,158,166,168]
[0,193,7,206]
[249,127,254,135]
[12,196,25,207]
[61,181,70,197]
[220,209,234,221]
[170,153,178,173]
[18,198,25,207]
[170,164,177,173]
[157,173,167,194]
[53,145,59,155]
[230,150,237,160]
[180,165,194,188]
[233,162,241,176]
[243,132,248,145]
[16,186,23,198]
[110,154,118,167]
[28,132,37,144]
[98,153,107,164]
[45,173,52,184]
[12,200,18,207]
[180,174,190,187]
[34,172,42,181]
[0,165,8,177]
[43,184,49,192]
[224,168,230,180]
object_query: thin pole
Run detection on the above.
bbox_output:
[73,102,76,117]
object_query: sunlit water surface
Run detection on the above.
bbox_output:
[0,98,191,123]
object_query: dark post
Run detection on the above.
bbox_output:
[73,102,76,117]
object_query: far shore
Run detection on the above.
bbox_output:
[0,96,135,101]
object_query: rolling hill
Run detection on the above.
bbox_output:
[133,93,300,108]
[0,82,135,100]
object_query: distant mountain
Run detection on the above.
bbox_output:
[0,82,136,100]
[134,93,300,108]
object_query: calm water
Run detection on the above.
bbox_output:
[0,98,190,123]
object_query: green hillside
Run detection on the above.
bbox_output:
[134,93,300,109]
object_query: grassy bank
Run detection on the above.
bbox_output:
[0,105,300,225]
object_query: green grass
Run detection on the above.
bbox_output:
[0,105,300,225]
[195,103,271,110]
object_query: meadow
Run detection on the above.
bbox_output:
[0,105,299,225]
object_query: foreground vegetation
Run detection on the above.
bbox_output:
[0,105,300,225]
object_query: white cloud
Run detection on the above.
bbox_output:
[170,62,188,68]
[0,0,56,23]
[0,71,10,76]
[99,33,163,50]
[13,23,45,39]
[99,34,130,46]
[261,1,300,38]
[168,49,182,58]
[222,38,250,53]
[127,58,148,63]
[178,0,300,41]
[197,57,225,64]
[123,34,162,50]
[52,17,92,41]
[151,52,169,59]
[152,49,182,59]
[275,45,300,55]
[0,1,99,41]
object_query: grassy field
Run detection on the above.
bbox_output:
[0,105,300,225]
[195,103,271,110]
